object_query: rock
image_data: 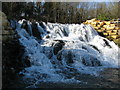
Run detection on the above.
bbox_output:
[21,20,29,33]
[90,45,100,53]
[82,56,102,66]
[31,22,42,40]
[47,31,50,34]
[39,21,46,29]
[57,50,74,64]
[24,56,31,67]
[43,46,53,59]
[66,51,74,64]
[53,40,65,55]
[103,39,112,48]
[2,39,26,88]
[2,12,28,88]
[57,51,62,61]
[46,35,50,38]
[0,11,9,28]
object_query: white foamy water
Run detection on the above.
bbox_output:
[12,19,119,88]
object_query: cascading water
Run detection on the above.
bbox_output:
[12,19,119,88]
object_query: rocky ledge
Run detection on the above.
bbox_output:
[1,11,30,88]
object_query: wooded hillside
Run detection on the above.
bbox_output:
[2,2,119,23]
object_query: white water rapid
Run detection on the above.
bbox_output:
[11,19,119,88]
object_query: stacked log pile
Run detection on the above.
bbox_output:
[83,18,120,39]
[83,18,120,46]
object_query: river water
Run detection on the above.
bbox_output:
[8,19,120,88]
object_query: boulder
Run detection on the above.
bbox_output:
[39,21,46,29]
[66,51,74,64]
[21,20,29,34]
[53,40,65,55]
[82,56,102,66]
[103,39,112,48]
[0,11,9,28]
[31,22,42,40]
[57,50,74,64]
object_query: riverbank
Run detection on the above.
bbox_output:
[5,68,119,88]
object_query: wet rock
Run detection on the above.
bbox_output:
[31,22,42,40]
[43,46,53,59]
[82,56,102,66]
[39,21,46,29]
[2,12,28,88]
[103,39,112,48]
[66,51,74,64]
[46,35,50,38]
[57,50,62,61]
[21,20,29,34]
[57,50,74,64]
[90,45,101,53]
[60,27,68,37]
[0,11,9,29]
[24,56,31,67]
[47,31,50,34]
[82,46,88,51]
[53,40,65,55]
[2,39,25,88]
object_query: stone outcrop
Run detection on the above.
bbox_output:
[1,11,30,88]
[83,18,120,47]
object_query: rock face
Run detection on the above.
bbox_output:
[83,18,120,46]
[2,12,29,88]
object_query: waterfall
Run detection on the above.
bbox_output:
[12,19,119,88]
